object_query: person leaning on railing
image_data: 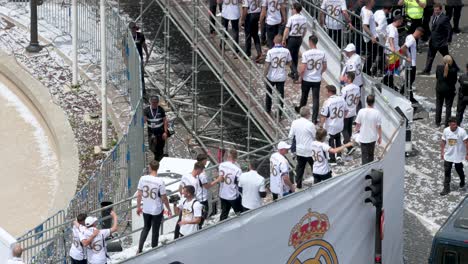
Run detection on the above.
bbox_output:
[7,244,25,264]
[360,0,379,76]
[69,213,88,264]
[82,212,118,264]
[319,0,352,48]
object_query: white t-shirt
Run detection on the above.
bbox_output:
[137,175,166,215]
[222,0,241,20]
[288,117,316,157]
[321,95,347,135]
[321,0,347,30]
[442,127,468,163]
[7,258,25,264]
[269,152,290,195]
[218,161,242,200]
[355,108,382,143]
[342,53,363,86]
[286,13,307,37]
[84,228,111,264]
[178,198,203,236]
[360,6,377,43]
[265,46,292,82]
[404,34,417,67]
[341,83,361,118]
[374,9,388,41]
[242,0,261,14]
[262,0,283,25]
[385,23,399,54]
[302,49,326,82]
[311,141,331,175]
[180,173,208,202]
[69,224,87,261]
[239,170,266,209]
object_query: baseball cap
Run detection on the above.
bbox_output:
[343,43,356,52]
[277,141,291,150]
[85,216,98,227]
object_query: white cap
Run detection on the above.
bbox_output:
[277,141,291,150]
[85,216,98,227]
[344,43,356,52]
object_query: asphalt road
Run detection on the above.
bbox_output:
[403,5,468,264]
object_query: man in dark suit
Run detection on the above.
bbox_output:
[420,2,451,75]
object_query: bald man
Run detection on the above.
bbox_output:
[8,245,25,264]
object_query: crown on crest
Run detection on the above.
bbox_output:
[288,209,330,249]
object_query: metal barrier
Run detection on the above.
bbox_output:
[12,27,145,263]
[299,0,412,99]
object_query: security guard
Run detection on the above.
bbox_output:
[456,63,468,125]
[398,0,426,36]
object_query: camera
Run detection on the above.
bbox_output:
[169,194,181,204]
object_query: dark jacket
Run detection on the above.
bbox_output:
[436,64,460,94]
[430,14,452,48]
[459,73,468,96]
[446,0,462,6]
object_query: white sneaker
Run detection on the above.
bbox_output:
[346,146,356,155]
[336,156,343,164]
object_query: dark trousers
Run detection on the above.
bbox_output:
[261,20,266,44]
[343,116,354,149]
[423,44,449,73]
[265,80,285,113]
[443,161,465,188]
[242,206,251,212]
[400,66,417,101]
[364,40,379,75]
[456,95,468,125]
[272,192,290,200]
[435,91,455,126]
[422,7,433,42]
[327,29,342,48]
[446,5,462,30]
[295,156,313,189]
[266,23,280,48]
[222,18,240,52]
[328,132,342,161]
[313,171,332,184]
[149,134,165,161]
[138,212,163,253]
[287,36,302,77]
[220,197,243,221]
[140,61,146,96]
[209,0,222,34]
[199,200,209,229]
[361,141,376,165]
[300,80,321,123]
[71,258,87,264]
[244,13,262,57]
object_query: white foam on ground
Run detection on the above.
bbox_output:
[0,81,59,199]
[405,206,441,237]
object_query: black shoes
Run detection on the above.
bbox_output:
[440,188,450,196]
[418,71,431,76]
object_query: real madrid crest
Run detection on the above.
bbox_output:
[286,209,339,264]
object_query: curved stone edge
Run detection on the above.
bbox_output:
[0,51,79,213]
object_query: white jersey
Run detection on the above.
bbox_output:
[302,48,326,82]
[442,127,468,163]
[218,161,242,200]
[269,152,290,195]
[374,9,388,42]
[385,23,399,54]
[197,172,209,202]
[239,170,266,209]
[7,258,24,264]
[404,34,417,67]
[222,0,241,20]
[342,53,363,86]
[265,46,292,82]
[137,175,166,215]
[311,141,332,175]
[178,198,203,236]
[180,173,208,202]
[83,228,111,264]
[321,0,347,30]
[321,95,347,135]
[243,0,261,13]
[262,0,283,25]
[286,14,307,37]
[341,83,361,118]
[360,6,377,42]
[355,107,382,143]
[69,224,87,261]
[288,117,316,157]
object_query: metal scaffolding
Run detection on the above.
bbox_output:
[136,0,296,165]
